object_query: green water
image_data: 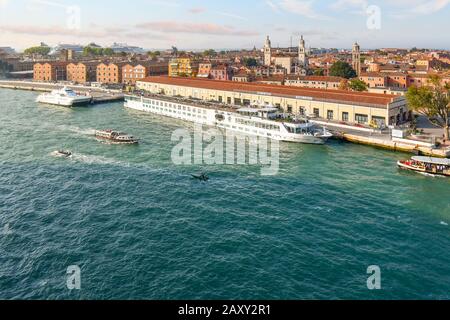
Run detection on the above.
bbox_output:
[0,89,449,300]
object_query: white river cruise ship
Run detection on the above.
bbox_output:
[125,94,333,144]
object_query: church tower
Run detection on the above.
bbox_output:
[264,36,272,67]
[352,42,361,76]
[298,35,308,68]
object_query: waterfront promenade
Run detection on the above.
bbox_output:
[0,80,124,104]
[1,79,449,158]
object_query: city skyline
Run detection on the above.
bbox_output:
[0,0,449,50]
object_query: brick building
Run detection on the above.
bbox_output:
[96,62,125,84]
[66,62,98,83]
[33,62,68,81]
[359,73,389,88]
[210,65,233,81]
[122,62,168,85]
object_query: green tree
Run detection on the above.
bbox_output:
[348,79,368,92]
[243,57,258,67]
[24,46,51,56]
[329,61,357,79]
[203,49,216,57]
[406,75,450,140]
[313,68,324,76]
[103,48,114,56]
[148,50,161,59]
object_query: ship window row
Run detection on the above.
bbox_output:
[143,99,207,114]
[142,104,207,119]
[235,118,280,131]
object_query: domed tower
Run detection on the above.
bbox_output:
[264,36,272,67]
[352,42,361,76]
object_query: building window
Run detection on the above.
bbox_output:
[342,112,349,122]
[313,108,320,117]
[355,113,368,124]
[327,110,334,120]
[287,105,293,113]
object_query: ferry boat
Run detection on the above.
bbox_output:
[124,94,333,144]
[95,130,139,144]
[36,87,92,107]
[397,156,450,177]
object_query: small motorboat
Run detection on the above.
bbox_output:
[95,130,139,145]
[192,173,209,182]
[397,156,450,177]
[52,150,73,158]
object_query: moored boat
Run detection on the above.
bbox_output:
[36,87,92,107]
[95,130,139,144]
[125,94,333,145]
[397,156,450,177]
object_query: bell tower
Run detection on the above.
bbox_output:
[264,36,272,67]
[298,35,308,68]
[352,42,361,76]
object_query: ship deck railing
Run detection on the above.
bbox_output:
[126,92,315,125]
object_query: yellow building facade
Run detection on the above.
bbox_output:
[168,58,199,77]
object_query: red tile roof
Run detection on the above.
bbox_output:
[140,76,401,107]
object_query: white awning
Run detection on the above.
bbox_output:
[412,156,450,166]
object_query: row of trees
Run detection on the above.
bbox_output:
[406,75,450,140]
[24,46,51,56]
[82,46,114,56]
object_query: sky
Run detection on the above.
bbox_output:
[0,0,449,51]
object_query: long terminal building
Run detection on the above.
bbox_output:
[136,76,410,126]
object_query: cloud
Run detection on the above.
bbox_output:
[410,0,450,14]
[266,0,280,12]
[136,21,258,36]
[390,0,450,18]
[330,0,368,15]
[0,0,9,6]
[188,7,206,14]
[217,12,247,20]
[278,0,330,20]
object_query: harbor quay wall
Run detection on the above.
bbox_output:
[0,80,124,103]
[342,134,450,158]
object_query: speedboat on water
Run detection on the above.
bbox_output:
[95,130,139,144]
[36,87,92,107]
[52,150,73,158]
[397,156,450,177]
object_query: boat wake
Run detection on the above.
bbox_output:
[419,172,446,178]
[1,223,13,236]
[56,125,96,137]
[71,153,131,167]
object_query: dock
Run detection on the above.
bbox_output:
[0,80,124,104]
[312,120,450,158]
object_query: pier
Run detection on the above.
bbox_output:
[0,80,124,104]
[312,120,450,158]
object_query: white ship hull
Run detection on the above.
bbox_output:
[36,87,92,107]
[36,95,91,107]
[125,96,332,145]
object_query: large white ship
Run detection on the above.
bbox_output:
[36,87,92,107]
[125,94,333,144]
